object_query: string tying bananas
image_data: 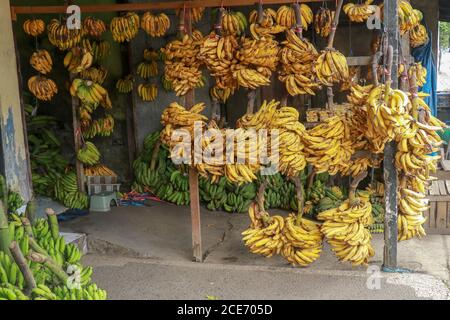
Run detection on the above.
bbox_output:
[70,79,112,109]
[116,75,135,93]
[315,48,349,86]
[77,141,101,166]
[343,0,377,23]
[318,198,375,266]
[410,24,428,48]
[141,12,170,37]
[47,19,82,50]
[30,50,53,75]
[79,66,108,85]
[23,19,45,37]
[28,75,58,101]
[138,83,158,102]
[82,17,107,38]
[110,12,140,43]
[276,5,313,30]
[279,30,320,96]
[63,47,94,73]
[408,63,427,87]
[314,7,335,37]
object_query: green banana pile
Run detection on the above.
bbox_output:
[262,173,298,211]
[77,141,101,166]
[7,191,24,214]
[54,171,89,210]
[0,209,106,300]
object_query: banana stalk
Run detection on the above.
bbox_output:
[28,237,49,256]
[10,241,36,295]
[27,251,69,284]
[0,200,11,258]
[21,218,34,238]
[46,208,59,241]
[291,176,304,225]
[256,180,268,217]
[349,171,368,206]
[150,140,162,171]
[25,198,37,225]
[326,0,344,49]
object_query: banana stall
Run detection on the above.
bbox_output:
[0,0,448,300]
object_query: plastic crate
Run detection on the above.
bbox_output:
[85,176,120,196]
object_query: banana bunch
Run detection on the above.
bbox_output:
[30,50,53,75]
[70,78,112,109]
[53,171,89,209]
[249,22,286,40]
[233,67,271,89]
[276,5,313,30]
[263,174,299,211]
[242,204,285,258]
[137,61,158,79]
[161,34,204,96]
[248,8,286,39]
[64,47,94,74]
[77,141,101,166]
[110,12,140,43]
[278,30,320,96]
[249,8,277,28]
[82,17,107,38]
[318,198,375,266]
[398,1,423,35]
[6,191,24,214]
[315,49,349,86]
[281,216,323,267]
[408,63,427,87]
[51,284,107,300]
[116,75,135,93]
[82,39,110,61]
[340,157,381,178]
[141,12,170,37]
[343,0,377,23]
[210,86,234,103]
[138,83,158,102]
[79,66,108,85]
[0,252,25,290]
[82,114,115,139]
[410,24,428,48]
[199,32,239,91]
[85,164,117,177]
[225,163,259,185]
[302,116,347,175]
[177,7,205,24]
[315,7,335,37]
[23,19,45,37]
[0,284,29,300]
[28,75,58,101]
[221,10,248,36]
[47,19,82,50]
[347,83,373,106]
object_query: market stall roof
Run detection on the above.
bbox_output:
[441,0,450,23]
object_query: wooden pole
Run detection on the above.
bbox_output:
[70,74,85,193]
[382,0,399,271]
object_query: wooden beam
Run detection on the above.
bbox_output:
[383,0,399,271]
[10,0,332,21]
[347,55,414,66]
[70,74,85,193]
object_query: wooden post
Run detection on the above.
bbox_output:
[184,7,202,262]
[70,74,85,193]
[383,0,399,271]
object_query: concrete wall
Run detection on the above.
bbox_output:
[0,0,32,201]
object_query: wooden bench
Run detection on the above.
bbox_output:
[424,180,450,234]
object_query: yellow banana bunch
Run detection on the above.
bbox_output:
[23,19,45,37]
[28,75,58,101]
[141,12,170,37]
[380,1,422,35]
[249,8,277,28]
[82,17,107,38]
[144,48,159,61]
[77,141,101,166]
[210,86,234,103]
[318,198,375,266]
[315,48,349,86]
[199,32,239,91]
[408,63,427,87]
[249,23,286,40]
[410,24,428,48]
[242,205,285,258]
[84,164,117,177]
[82,114,115,139]
[82,39,111,61]
[161,34,204,96]
[343,0,377,23]
[278,30,320,96]
[138,83,158,102]
[221,10,248,36]
[276,5,313,30]
[110,12,140,43]
[340,157,381,178]
[177,7,205,24]
[70,79,112,109]
[237,99,279,130]
[30,50,53,75]
[47,19,82,50]
[314,7,335,37]
[347,83,373,106]
[233,67,271,89]
[281,215,323,267]
[116,75,135,93]
[137,61,158,79]
[63,47,94,73]
[79,66,108,85]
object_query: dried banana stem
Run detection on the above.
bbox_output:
[327,0,345,48]
[349,171,368,205]
[10,241,36,295]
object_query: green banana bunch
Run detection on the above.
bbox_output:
[53,283,107,300]
[0,252,25,290]
[0,284,29,300]
[116,75,134,93]
[7,191,24,214]
[77,141,101,166]
[53,172,89,210]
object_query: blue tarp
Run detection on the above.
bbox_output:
[411,25,438,116]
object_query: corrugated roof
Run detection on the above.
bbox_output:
[441,0,450,22]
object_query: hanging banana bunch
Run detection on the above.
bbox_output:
[410,24,428,48]
[249,8,277,28]
[82,39,111,61]
[28,76,58,102]
[276,4,313,30]
[77,141,101,166]
[408,63,427,87]
[177,7,205,24]
[220,10,248,36]
[380,1,422,35]
[137,49,159,79]
[70,79,112,109]
[79,66,108,85]
[82,17,107,38]
[30,50,53,75]
[314,7,335,37]
[343,0,377,23]
[141,12,170,37]
[82,115,115,139]
[248,8,286,39]
[63,47,94,73]
[47,19,82,50]
[23,19,45,37]
[138,83,158,102]
[110,12,140,43]
[116,75,135,93]
[210,86,234,104]
[346,83,373,106]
